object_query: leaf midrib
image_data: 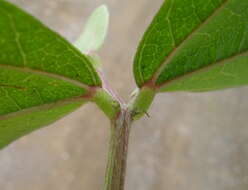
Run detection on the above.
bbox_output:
[0,63,91,90]
[0,96,85,121]
[0,4,100,87]
[158,50,248,91]
[150,0,229,85]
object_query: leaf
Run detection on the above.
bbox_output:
[133,0,248,92]
[0,0,102,148]
[74,5,109,54]
[0,99,85,149]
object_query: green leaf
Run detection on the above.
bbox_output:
[133,0,248,92]
[0,100,85,149]
[0,0,102,148]
[74,5,109,54]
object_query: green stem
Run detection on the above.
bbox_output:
[93,89,121,120]
[128,87,156,120]
[95,86,156,190]
[104,109,132,190]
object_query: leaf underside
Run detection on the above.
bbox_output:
[0,0,101,149]
[134,0,248,92]
[75,5,109,54]
[0,100,84,149]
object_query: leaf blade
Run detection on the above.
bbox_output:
[157,0,248,91]
[159,51,248,92]
[133,0,248,92]
[0,0,102,149]
[0,0,101,86]
[75,5,109,54]
[0,99,85,149]
[0,66,86,115]
[134,0,228,87]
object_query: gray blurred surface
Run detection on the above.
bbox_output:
[1,0,248,189]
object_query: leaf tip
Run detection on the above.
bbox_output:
[74,4,110,54]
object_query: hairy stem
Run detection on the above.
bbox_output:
[104,108,132,190]
[100,85,155,190]
[128,87,155,120]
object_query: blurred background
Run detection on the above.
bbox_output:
[1,0,248,189]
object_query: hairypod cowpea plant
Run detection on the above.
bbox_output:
[0,0,248,189]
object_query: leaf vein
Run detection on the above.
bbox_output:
[0,64,90,90]
[6,12,27,66]
[0,96,84,120]
[158,50,248,91]
[151,0,229,83]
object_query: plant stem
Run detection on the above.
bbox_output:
[104,108,132,190]
[128,87,155,120]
